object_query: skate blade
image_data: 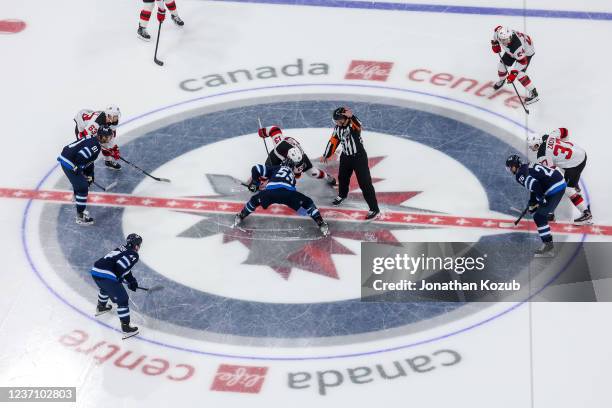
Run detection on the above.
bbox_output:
[364,213,381,222]
[76,220,94,226]
[95,309,111,317]
[573,220,593,226]
[137,35,151,42]
[122,330,139,340]
[524,97,540,106]
[534,251,555,258]
[231,222,245,231]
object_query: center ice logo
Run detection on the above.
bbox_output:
[42,94,535,348]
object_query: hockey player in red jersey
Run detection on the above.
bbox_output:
[74,106,122,170]
[138,0,184,42]
[527,128,592,225]
[258,125,337,187]
[491,26,539,105]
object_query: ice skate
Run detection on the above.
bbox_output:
[573,207,593,225]
[493,78,505,90]
[232,213,244,229]
[524,88,539,105]
[318,221,330,237]
[95,303,112,317]
[534,242,555,258]
[332,196,345,206]
[121,323,139,340]
[365,209,380,221]
[171,14,184,27]
[76,210,94,225]
[137,25,151,41]
[104,160,121,170]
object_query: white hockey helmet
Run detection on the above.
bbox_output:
[286,147,303,167]
[495,26,513,45]
[105,105,121,123]
[526,133,543,151]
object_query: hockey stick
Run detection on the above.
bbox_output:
[499,205,530,228]
[497,52,529,114]
[257,117,270,155]
[92,180,117,192]
[137,285,164,293]
[119,156,171,183]
[153,20,164,66]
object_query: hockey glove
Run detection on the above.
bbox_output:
[110,145,120,160]
[506,70,518,83]
[257,128,268,138]
[248,182,258,193]
[491,40,501,54]
[528,203,539,213]
[127,278,139,292]
[86,175,94,186]
[157,8,166,23]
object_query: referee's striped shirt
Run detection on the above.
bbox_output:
[323,116,365,158]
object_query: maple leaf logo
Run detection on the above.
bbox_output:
[178,156,430,280]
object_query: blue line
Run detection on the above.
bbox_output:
[22,83,589,361]
[209,0,612,21]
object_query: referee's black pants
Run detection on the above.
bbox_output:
[337,152,379,212]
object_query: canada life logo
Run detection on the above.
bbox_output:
[211,364,268,394]
[345,60,394,81]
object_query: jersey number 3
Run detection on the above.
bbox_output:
[553,140,573,159]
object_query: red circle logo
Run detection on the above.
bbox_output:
[0,19,26,34]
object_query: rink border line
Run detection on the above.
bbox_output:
[209,0,612,21]
[21,83,590,361]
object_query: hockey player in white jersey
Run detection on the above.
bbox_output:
[258,125,337,186]
[491,26,539,105]
[137,0,184,42]
[527,128,592,225]
[74,106,122,170]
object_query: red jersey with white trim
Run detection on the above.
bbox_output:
[536,128,586,169]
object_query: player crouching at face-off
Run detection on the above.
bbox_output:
[233,147,330,237]
[527,128,592,225]
[257,125,337,186]
[506,154,567,257]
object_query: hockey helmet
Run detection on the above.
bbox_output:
[505,154,523,173]
[105,105,121,123]
[495,26,513,45]
[97,126,114,138]
[332,107,347,121]
[284,147,303,168]
[526,134,543,151]
[126,233,143,248]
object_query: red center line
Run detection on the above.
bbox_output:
[2,187,610,236]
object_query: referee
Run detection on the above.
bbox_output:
[322,107,380,220]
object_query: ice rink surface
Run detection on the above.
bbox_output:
[2,0,612,406]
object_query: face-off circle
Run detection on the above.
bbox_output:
[28,89,580,358]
